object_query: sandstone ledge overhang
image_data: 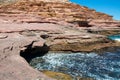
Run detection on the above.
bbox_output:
[0,2,120,80]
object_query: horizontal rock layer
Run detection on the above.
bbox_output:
[0,13,119,80]
[0,1,120,80]
[0,0,113,22]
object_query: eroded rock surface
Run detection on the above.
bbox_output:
[0,0,113,22]
[0,1,120,80]
[0,33,55,80]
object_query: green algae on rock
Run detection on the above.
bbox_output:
[42,70,73,80]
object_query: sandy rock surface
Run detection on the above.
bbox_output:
[0,1,120,80]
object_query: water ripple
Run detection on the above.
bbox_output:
[30,52,120,80]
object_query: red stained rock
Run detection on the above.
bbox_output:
[0,33,54,80]
[0,23,62,33]
[32,39,46,47]
[0,1,120,80]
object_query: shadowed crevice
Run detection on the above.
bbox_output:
[20,43,49,63]
[68,21,91,27]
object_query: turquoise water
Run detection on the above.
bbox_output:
[30,50,120,80]
[29,35,120,80]
[108,34,120,41]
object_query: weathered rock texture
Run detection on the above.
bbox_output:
[0,33,55,80]
[30,0,69,3]
[0,0,18,4]
[42,70,73,80]
[0,1,120,80]
[0,0,113,22]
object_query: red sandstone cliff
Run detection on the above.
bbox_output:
[0,0,120,80]
[0,0,113,22]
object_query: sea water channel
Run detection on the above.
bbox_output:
[30,34,120,80]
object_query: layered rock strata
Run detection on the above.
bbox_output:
[29,0,69,3]
[0,0,113,22]
[0,1,120,80]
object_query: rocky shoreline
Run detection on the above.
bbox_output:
[0,0,120,80]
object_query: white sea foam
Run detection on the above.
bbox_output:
[114,38,120,41]
[108,34,120,42]
[30,51,120,80]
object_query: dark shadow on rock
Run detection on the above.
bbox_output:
[68,21,91,27]
[20,42,49,63]
[93,46,120,54]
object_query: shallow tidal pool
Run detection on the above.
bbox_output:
[30,50,120,80]
[108,34,120,42]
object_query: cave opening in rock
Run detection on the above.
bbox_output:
[20,43,49,63]
[68,21,92,27]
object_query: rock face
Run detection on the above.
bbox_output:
[0,33,55,80]
[89,20,120,27]
[0,0,113,22]
[0,0,69,4]
[0,0,120,80]
[0,0,115,28]
[29,0,69,3]
[0,0,18,4]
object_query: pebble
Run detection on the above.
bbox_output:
[0,34,8,39]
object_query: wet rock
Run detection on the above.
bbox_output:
[76,77,93,80]
[42,70,73,80]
